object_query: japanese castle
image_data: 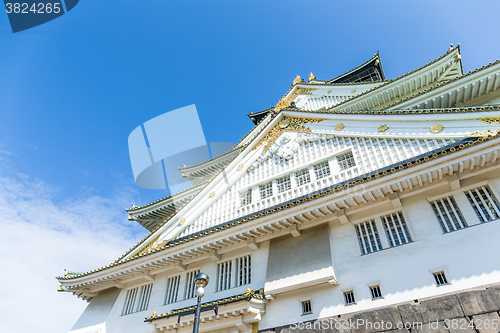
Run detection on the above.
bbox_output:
[58,44,500,333]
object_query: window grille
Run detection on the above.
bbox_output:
[217,260,232,291]
[464,186,500,223]
[136,283,153,312]
[121,283,152,315]
[355,220,383,254]
[259,182,273,199]
[370,285,383,299]
[314,161,331,179]
[433,271,449,286]
[296,168,311,186]
[184,270,200,299]
[301,300,312,315]
[277,175,291,193]
[343,290,356,305]
[337,151,356,170]
[381,212,412,247]
[239,189,252,206]
[165,275,181,304]
[430,196,467,233]
[236,255,251,287]
[122,287,138,315]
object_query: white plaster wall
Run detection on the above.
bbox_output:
[259,171,500,330]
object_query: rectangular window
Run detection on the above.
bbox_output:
[165,275,181,304]
[464,186,500,223]
[314,161,331,179]
[370,285,383,300]
[430,196,467,233]
[136,283,153,312]
[259,182,273,199]
[301,300,312,315]
[355,220,383,255]
[381,212,412,247]
[217,260,232,291]
[337,151,356,170]
[236,255,251,287]
[121,287,138,315]
[121,283,152,315]
[184,270,200,299]
[296,168,311,186]
[433,271,449,286]
[277,175,291,193]
[343,290,356,305]
[239,189,252,206]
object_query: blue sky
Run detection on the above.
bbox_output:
[1,1,500,332]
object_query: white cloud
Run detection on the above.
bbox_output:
[0,168,148,333]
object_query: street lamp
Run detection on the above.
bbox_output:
[192,272,209,333]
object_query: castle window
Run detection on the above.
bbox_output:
[433,271,449,286]
[121,283,153,315]
[259,182,273,199]
[464,186,500,223]
[184,270,200,299]
[296,168,311,186]
[343,290,356,305]
[216,260,232,291]
[369,285,383,300]
[337,151,356,170]
[239,189,252,206]
[355,220,383,254]
[277,175,291,193]
[301,300,312,315]
[381,212,412,247]
[236,255,251,287]
[430,196,467,233]
[314,161,331,179]
[164,275,181,304]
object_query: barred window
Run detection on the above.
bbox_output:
[184,270,200,299]
[239,189,252,206]
[381,212,412,247]
[343,290,356,305]
[260,182,273,199]
[337,151,356,170]
[314,161,331,179]
[355,220,383,254]
[301,300,312,315]
[136,283,153,312]
[296,168,311,186]
[430,196,467,233]
[165,275,180,304]
[464,186,500,223]
[122,283,153,315]
[433,271,449,286]
[277,175,291,193]
[236,255,251,287]
[217,260,232,291]
[370,285,383,300]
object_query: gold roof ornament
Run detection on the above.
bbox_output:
[478,118,500,125]
[449,43,454,52]
[374,59,380,66]
[308,72,315,81]
[378,124,388,132]
[209,191,216,198]
[178,218,186,226]
[292,75,301,85]
[335,123,344,131]
[430,124,444,133]
[237,163,244,171]
[275,96,290,112]
[467,129,500,137]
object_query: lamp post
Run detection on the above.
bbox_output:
[192,272,209,333]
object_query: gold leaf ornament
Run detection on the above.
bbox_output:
[430,124,443,133]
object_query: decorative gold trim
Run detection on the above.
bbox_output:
[327,90,331,94]
[251,117,325,152]
[209,191,216,198]
[467,129,500,137]
[275,96,290,112]
[351,89,356,93]
[308,72,315,81]
[430,124,444,133]
[292,75,301,85]
[237,163,244,171]
[378,124,388,132]
[279,118,290,128]
[335,123,345,131]
[478,118,500,125]
[179,218,186,226]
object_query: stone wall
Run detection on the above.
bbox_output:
[260,285,500,333]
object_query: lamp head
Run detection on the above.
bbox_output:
[194,272,209,288]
